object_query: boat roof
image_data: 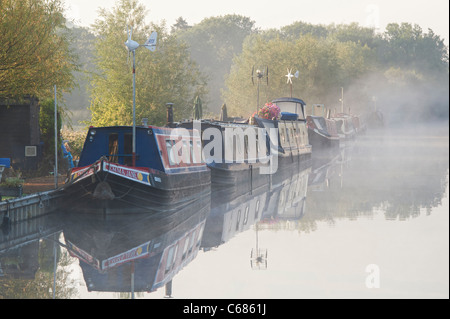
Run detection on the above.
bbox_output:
[272,97,306,105]
[88,125,188,134]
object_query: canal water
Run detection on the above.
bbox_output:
[1,124,448,299]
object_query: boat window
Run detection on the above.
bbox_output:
[182,140,190,164]
[190,141,196,164]
[108,133,119,163]
[279,123,285,142]
[196,224,204,247]
[243,206,249,225]
[182,237,190,260]
[196,140,204,163]
[255,200,260,219]
[124,133,132,166]
[296,124,302,145]
[166,139,177,165]
[228,212,233,232]
[165,245,178,273]
[188,232,195,253]
[244,135,249,158]
[236,209,241,231]
[235,134,243,161]
[277,101,297,114]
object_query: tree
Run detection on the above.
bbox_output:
[280,21,329,40]
[88,0,207,127]
[380,23,449,77]
[223,33,374,117]
[63,25,97,127]
[171,16,191,33]
[174,14,257,113]
[39,97,64,173]
[327,22,379,49]
[0,0,77,99]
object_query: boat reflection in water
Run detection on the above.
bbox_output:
[202,159,312,270]
[61,195,210,297]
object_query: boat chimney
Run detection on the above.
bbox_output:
[141,118,148,126]
[166,103,174,126]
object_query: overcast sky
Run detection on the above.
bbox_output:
[65,0,449,45]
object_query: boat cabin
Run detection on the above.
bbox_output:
[271,97,307,120]
[77,126,205,173]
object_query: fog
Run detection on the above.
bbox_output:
[340,69,449,128]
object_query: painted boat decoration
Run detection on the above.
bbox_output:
[62,125,210,212]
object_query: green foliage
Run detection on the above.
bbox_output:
[223,20,448,123]
[87,0,207,127]
[224,33,374,117]
[39,98,63,172]
[62,26,98,127]
[0,0,77,100]
[61,129,85,160]
[173,14,257,113]
[381,23,449,78]
[0,176,24,187]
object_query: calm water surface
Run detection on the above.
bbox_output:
[1,125,448,299]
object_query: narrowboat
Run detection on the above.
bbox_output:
[332,113,357,142]
[62,125,210,213]
[306,115,340,152]
[269,97,313,174]
[305,104,340,154]
[177,97,312,188]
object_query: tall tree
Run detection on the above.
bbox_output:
[223,33,373,117]
[380,23,449,78]
[171,16,191,33]
[88,0,207,127]
[174,14,257,113]
[0,0,77,99]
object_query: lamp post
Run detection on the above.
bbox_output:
[124,27,157,166]
[54,85,58,188]
[251,66,268,113]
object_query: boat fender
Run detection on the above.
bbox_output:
[93,181,115,200]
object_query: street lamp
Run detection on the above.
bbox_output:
[251,65,268,113]
[124,26,157,166]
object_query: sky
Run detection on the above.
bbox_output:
[65,0,449,46]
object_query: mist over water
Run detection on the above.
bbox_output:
[1,120,448,299]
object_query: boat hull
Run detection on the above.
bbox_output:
[308,128,340,154]
[61,159,210,214]
[207,149,311,193]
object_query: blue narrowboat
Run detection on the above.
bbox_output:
[269,97,313,172]
[62,125,210,212]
